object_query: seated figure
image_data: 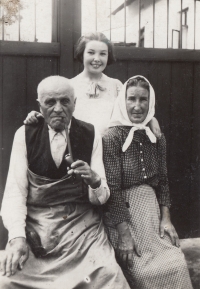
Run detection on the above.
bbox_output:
[102,75,193,289]
[0,76,130,289]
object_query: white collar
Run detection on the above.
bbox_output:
[48,120,71,143]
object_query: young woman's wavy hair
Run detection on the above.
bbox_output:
[75,32,115,65]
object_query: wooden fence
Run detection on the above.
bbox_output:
[105,47,200,239]
[0,0,200,249]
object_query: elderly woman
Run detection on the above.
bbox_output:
[103,76,193,289]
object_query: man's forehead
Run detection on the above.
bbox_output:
[39,85,74,100]
[43,91,73,97]
[44,83,73,93]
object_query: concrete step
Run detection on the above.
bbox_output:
[180,238,200,289]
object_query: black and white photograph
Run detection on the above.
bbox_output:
[0,0,199,288]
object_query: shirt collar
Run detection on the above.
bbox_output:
[48,120,71,143]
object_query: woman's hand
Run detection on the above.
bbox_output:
[23,111,43,125]
[148,117,162,139]
[160,206,180,247]
[116,222,141,269]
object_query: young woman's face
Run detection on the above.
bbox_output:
[126,86,149,124]
[83,40,108,75]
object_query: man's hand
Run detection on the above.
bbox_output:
[116,222,141,269]
[160,206,180,247]
[68,160,101,189]
[23,111,43,125]
[0,237,29,277]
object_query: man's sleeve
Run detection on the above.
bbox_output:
[1,126,28,241]
[88,128,110,205]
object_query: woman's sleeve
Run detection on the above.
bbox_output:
[103,131,131,225]
[157,134,171,208]
[115,79,123,97]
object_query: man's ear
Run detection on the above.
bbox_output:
[73,98,77,111]
[36,99,42,113]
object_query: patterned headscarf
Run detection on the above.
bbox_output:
[109,75,157,152]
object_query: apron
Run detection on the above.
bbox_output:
[0,169,129,289]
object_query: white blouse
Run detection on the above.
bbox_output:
[71,73,122,136]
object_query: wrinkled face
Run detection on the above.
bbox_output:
[38,85,76,131]
[126,86,149,124]
[83,40,108,74]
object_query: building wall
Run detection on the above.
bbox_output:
[82,0,200,49]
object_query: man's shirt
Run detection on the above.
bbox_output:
[1,125,110,241]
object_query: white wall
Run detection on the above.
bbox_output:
[82,0,200,49]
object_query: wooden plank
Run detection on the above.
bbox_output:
[0,41,60,57]
[0,56,6,250]
[2,57,27,188]
[26,57,58,113]
[147,62,171,152]
[127,60,150,79]
[73,0,82,77]
[168,62,193,238]
[52,0,58,42]
[58,0,74,77]
[190,63,200,237]
[0,56,3,198]
[114,46,200,62]
[105,61,128,84]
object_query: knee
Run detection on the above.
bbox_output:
[0,275,13,289]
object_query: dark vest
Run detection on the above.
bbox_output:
[25,117,95,179]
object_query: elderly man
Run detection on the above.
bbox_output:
[0,76,129,289]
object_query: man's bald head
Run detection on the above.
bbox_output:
[37,76,74,101]
[37,76,76,131]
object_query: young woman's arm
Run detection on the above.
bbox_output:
[148,117,161,138]
[24,111,43,124]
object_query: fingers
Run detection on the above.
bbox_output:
[134,243,141,257]
[154,128,162,139]
[71,160,86,169]
[24,115,38,125]
[0,251,7,276]
[168,230,176,246]
[0,239,29,277]
[36,112,44,119]
[118,250,133,269]
[174,232,180,248]
[127,252,133,267]
[23,111,43,124]
[67,169,74,175]
[70,161,91,178]
[121,252,127,268]
[160,223,165,238]
[11,252,21,275]
[168,228,180,247]
[18,248,29,270]
[160,222,180,247]
[5,253,13,277]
